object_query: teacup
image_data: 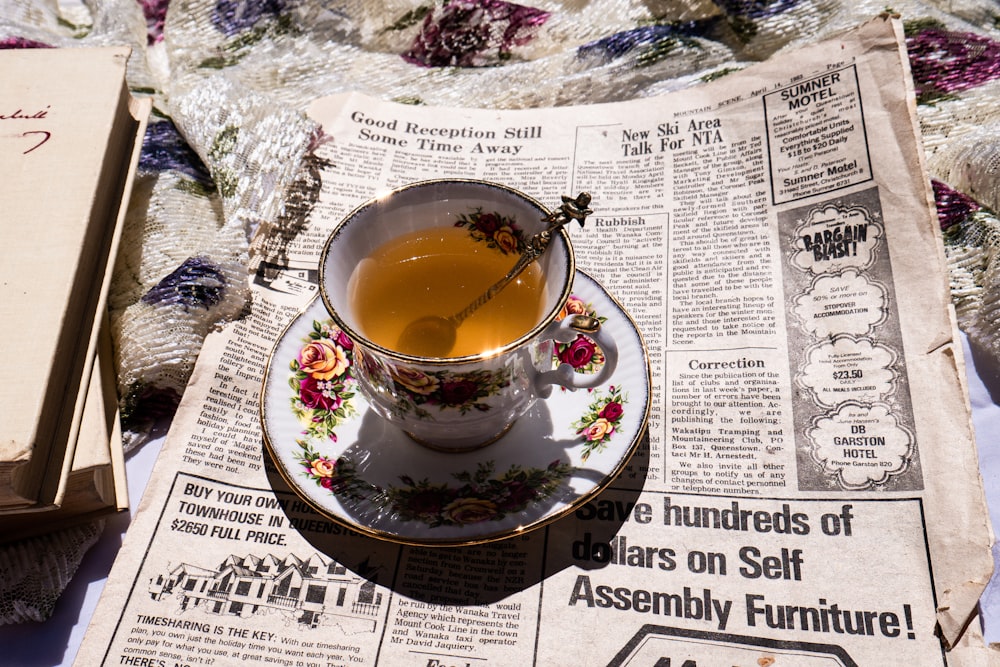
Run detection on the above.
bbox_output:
[319,179,618,451]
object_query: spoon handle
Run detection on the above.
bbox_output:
[451,192,592,326]
[452,242,545,325]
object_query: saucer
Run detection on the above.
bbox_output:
[260,269,651,546]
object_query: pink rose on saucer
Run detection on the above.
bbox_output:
[299,377,342,412]
[299,339,349,380]
[599,400,623,422]
[309,456,336,478]
[582,417,614,442]
[558,336,597,368]
[443,498,499,524]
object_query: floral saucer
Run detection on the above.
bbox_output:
[260,269,650,546]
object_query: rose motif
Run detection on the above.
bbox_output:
[558,336,597,368]
[406,489,453,517]
[474,211,501,234]
[497,482,537,510]
[439,378,480,406]
[560,296,588,319]
[392,366,440,395]
[289,320,358,443]
[599,401,624,422]
[357,346,381,376]
[298,377,342,412]
[573,386,627,461]
[583,417,615,442]
[296,451,575,529]
[389,366,506,416]
[492,226,518,253]
[332,329,354,351]
[454,207,527,256]
[309,457,336,478]
[443,497,499,524]
[299,339,349,380]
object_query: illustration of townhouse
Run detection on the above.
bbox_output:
[148,551,383,629]
[149,562,217,606]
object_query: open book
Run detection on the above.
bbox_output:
[0,46,148,520]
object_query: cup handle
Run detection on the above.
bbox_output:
[535,314,619,397]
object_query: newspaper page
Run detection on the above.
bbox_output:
[77,16,995,666]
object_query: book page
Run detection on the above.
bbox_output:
[76,17,994,666]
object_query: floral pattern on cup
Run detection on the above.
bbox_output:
[387,364,512,419]
[573,385,627,461]
[294,438,574,528]
[453,206,529,255]
[555,294,608,374]
[288,319,357,441]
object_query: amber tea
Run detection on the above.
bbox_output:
[348,225,546,357]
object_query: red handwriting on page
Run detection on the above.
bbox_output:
[19,130,51,153]
[2,106,51,154]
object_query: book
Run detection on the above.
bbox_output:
[0,46,149,513]
[0,324,128,543]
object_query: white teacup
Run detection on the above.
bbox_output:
[319,179,618,451]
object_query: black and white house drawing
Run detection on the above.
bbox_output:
[149,551,383,629]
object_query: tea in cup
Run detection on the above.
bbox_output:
[319,179,618,451]
[349,222,546,358]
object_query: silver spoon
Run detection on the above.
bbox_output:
[397,192,593,358]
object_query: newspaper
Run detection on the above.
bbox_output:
[77,16,996,666]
